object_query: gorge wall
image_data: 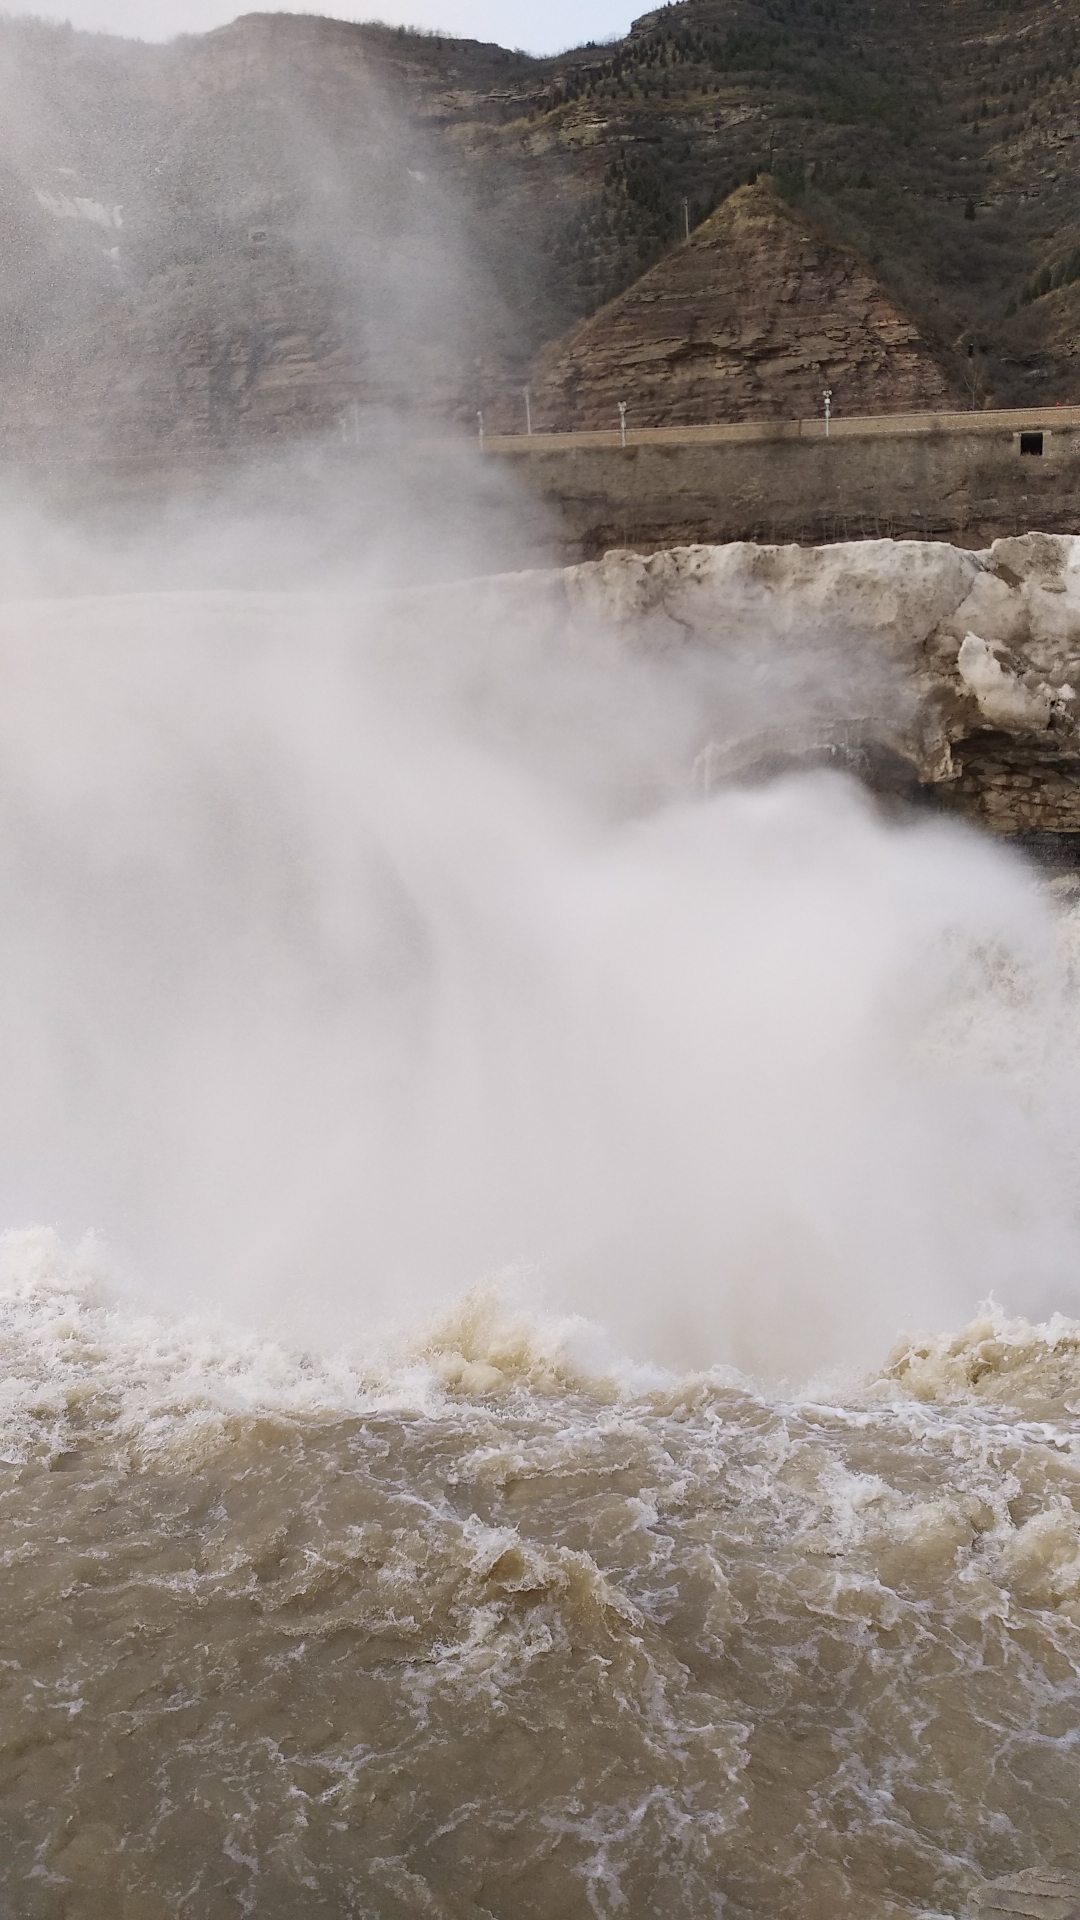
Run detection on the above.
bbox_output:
[529,182,954,433]
[6,0,1080,464]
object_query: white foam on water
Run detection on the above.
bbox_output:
[3,1220,1080,1475]
[0,1228,659,1471]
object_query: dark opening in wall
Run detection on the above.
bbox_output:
[1020,431,1044,455]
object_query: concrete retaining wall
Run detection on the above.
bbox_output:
[486,413,1080,559]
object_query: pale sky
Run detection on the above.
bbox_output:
[16,0,636,54]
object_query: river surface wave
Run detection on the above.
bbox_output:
[3,1237,1079,1920]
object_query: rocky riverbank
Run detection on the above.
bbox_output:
[393,530,1080,838]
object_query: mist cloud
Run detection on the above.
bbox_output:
[11,0,633,55]
[0,2,1077,1397]
[0,525,1076,1386]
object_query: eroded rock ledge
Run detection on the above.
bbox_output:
[560,531,1080,836]
[378,531,1080,838]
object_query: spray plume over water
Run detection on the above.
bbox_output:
[0,565,1077,1380]
[2,523,1080,1920]
[0,24,1078,1914]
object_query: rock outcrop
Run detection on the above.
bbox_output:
[567,531,1080,834]
[8,0,1080,464]
[529,181,955,432]
[385,531,1080,839]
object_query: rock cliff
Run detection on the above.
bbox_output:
[4,0,1080,464]
[384,532,1080,838]
[530,181,953,431]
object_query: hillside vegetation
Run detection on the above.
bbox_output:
[470,0,1080,416]
[0,0,1076,458]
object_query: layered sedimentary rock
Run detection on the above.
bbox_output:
[0,14,530,460]
[8,0,1080,466]
[530,181,955,432]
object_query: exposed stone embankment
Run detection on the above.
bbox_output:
[404,532,1080,836]
[572,532,1080,833]
[488,419,1080,561]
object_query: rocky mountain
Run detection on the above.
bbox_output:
[0,14,526,459]
[0,0,1078,463]
[530,178,953,431]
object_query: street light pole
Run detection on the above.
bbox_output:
[477,409,485,451]
[523,386,532,436]
[823,388,832,438]
[618,401,627,447]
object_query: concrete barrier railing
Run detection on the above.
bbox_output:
[480,405,1080,454]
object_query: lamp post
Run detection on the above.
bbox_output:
[477,409,485,451]
[523,387,532,436]
[823,388,832,438]
[618,400,627,448]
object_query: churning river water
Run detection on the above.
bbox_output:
[1,586,1079,1920]
[4,1244,1080,1920]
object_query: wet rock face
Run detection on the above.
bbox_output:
[562,531,1080,835]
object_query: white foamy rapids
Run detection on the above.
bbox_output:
[4,1227,1080,1470]
[0,1230,657,1470]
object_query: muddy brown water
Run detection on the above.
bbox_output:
[2,1254,1079,1920]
